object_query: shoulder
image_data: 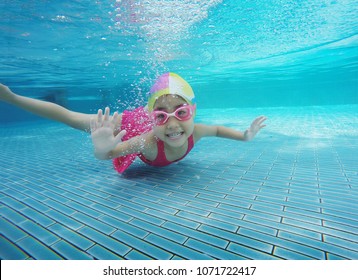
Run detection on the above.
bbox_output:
[193,123,218,141]
[135,130,158,160]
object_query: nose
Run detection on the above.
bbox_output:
[166,115,180,129]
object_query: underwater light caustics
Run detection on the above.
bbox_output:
[111,0,223,59]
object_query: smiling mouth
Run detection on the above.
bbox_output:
[166,132,184,139]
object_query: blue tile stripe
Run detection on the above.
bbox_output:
[185,238,246,260]
[0,217,29,243]
[130,219,187,243]
[16,236,63,260]
[86,244,124,260]
[273,247,315,260]
[78,226,131,257]
[199,224,274,254]
[278,230,358,259]
[162,221,228,248]
[227,242,280,260]
[145,234,214,260]
[112,230,173,259]
[20,220,60,246]
[48,223,95,251]
[0,236,29,260]
[239,228,325,259]
[323,235,358,253]
[51,240,94,260]
[125,249,153,260]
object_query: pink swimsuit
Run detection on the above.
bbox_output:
[138,135,194,167]
[112,107,194,173]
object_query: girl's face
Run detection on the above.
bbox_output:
[152,95,195,148]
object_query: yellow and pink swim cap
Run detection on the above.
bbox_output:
[147,72,195,112]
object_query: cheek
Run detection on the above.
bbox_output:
[183,120,195,133]
[152,126,165,138]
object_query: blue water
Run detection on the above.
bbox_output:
[1,0,357,119]
[0,0,358,261]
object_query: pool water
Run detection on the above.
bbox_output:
[1,0,357,111]
[0,0,357,259]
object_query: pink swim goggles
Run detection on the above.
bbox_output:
[151,104,196,126]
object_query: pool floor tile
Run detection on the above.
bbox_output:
[0,236,29,260]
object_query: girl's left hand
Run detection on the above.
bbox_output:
[244,116,267,141]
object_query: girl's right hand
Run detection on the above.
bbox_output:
[0,84,15,102]
[90,107,126,160]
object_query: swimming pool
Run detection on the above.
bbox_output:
[0,0,357,260]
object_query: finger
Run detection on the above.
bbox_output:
[251,118,261,127]
[257,116,267,125]
[114,129,127,144]
[97,109,103,123]
[111,111,119,125]
[253,116,266,127]
[118,129,127,139]
[104,107,110,122]
[259,116,267,121]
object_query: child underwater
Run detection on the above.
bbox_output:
[0,72,266,173]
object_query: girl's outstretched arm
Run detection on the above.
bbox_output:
[0,83,114,132]
[194,116,267,142]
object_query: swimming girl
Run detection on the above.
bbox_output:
[0,73,266,173]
